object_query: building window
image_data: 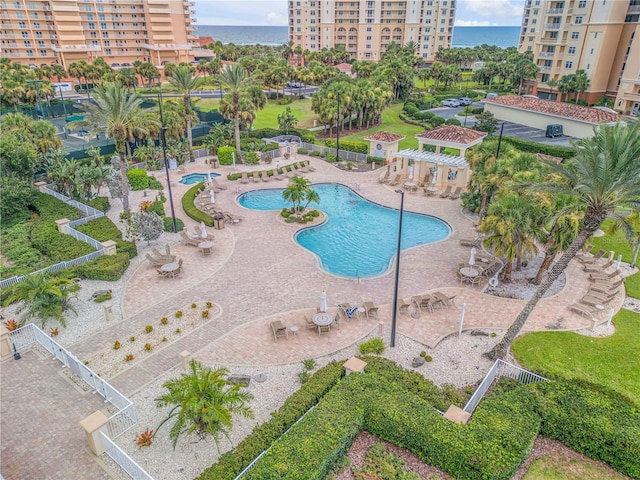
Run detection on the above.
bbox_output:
[590,48,594,54]
[26,49,34,56]
[366,44,371,49]
[90,31,97,38]
[575,16,583,24]
[565,61,573,68]
[541,73,549,82]
[18,21,26,28]
[586,63,590,69]
[105,48,112,55]
[366,35,371,40]
[571,31,579,39]
[568,46,576,54]
[594,32,598,38]
[88,22,95,29]
[366,27,372,31]
[578,0,586,7]
[102,31,109,38]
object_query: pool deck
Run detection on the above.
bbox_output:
[68,154,623,381]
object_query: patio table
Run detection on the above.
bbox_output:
[312,312,333,326]
[199,241,214,256]
[459,266,479,278]
[161,262,180,278]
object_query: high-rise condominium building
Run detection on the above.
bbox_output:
[518,0,640,115]
[0,0,199,68]
[289,0,456,63]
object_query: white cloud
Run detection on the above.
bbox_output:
[266,11,287,26]
[455,19,495,26]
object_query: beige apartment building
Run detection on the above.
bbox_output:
[0,0,199,69]
[289,0,456,63]
[518,0,640,115]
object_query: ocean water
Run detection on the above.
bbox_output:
[195,25,520,49]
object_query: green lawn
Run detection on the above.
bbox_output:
[340,102,424,150]
[523,453,627,480]
[512,309,640,404]
[193,97,318,130]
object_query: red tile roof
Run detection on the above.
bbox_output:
[335,63,352,71]
[484,95,619,124]
[416,125,487,144]
[364,131,406,142]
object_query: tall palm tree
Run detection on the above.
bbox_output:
[167,66,202,160]
[573,69,590,104]
[216,64,250,159]
[488,121,640,359]
[78,82,157,210]
[155,359,253,449]
[546,77,559,101]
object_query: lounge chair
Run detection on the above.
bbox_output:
[583,259,614,272]
[460,238,481,248]
[576,243,594,257]
[151,248,176,263]
[417,173,430,186]
[220,211,243,224]
[589,270,620,282]
[211,178,227,190]
[397,298,411,315]
[261,171,270,182]
[388,174,401,186]
[378,170,391,183]
[304,315,316,330]
[580,295,606,307]
[240,172,249,184]
[300,163,310,173]
[432,292,455,308]
[585,290,615,304]
[449,187,462,200]
[272,168,283,181]
[338,303,360,320]
[569,303,598,318]
[252,172,261,183]
[307,161,316,172]
[439,185,453,198]
[180,231,200,247]
[578,249,606,264]
[146,253,170,267]
[270,320,288,341]
[363,301,378,320]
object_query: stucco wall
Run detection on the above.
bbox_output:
[483,103,596,139]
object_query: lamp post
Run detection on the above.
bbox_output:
[495,122,505,160]
[336,92,340,162]
[58,83,68,119]
[154,76,178,233]
[390,189,405,348]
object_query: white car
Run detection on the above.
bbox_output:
[442,98,461,107]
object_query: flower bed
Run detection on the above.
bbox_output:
[85,301,220,379]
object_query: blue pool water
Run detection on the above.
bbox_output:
[238,183,451,278]
[179,172,221,185]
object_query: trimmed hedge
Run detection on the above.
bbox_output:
[163,217,184,232]
[501,136,576,160]
[181,183,214,226]
[126,168,149,190]
[197,361,344,480]
[323,139,368,154]
[75,217,137,259]
[68,252,130,281]
[533,380,640,479]
[217,146,236,165]
[86,196,110,212]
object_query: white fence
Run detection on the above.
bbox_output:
[7,323,151,478]
[264,135,369,163]
[0,186,106,290]
[463,359,546,413]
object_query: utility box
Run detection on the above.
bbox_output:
[213,216,225,230]
[545,124,563,138]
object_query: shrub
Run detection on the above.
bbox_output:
[358,337,385,355]
[445,118,461,126]
[199,361,344,480]
[325,153,337,163]
[76,216,138,259]
[135,429,154,447]
[129,336,135,342]
[147,177,163,190]
[202,310,209,318]
[298,370,311,384]
[162,337,167,342]
[50,327,59,336]
[243,151,260,165]
[297,148,308,154]
[125,354,134,361]
[501,136,576,160]
[191,303,197,308]
[68,253,130,281]
[93,291,112,303]
[163,216,184,232]
[175,310,183,318]
[181,183,214,226]
[126,168,149,190]
[303,359,316,370]
[113,341,121,350]
[217,146,236,165]
[160,317,168,325]
[309,151,321,157]
[175,327,181,333]
[144,343,152,351]
[147,200,165,217]
[145,325,153,333]
[86,197,110,212]
[323,139,368,154]
[206,301,212,308]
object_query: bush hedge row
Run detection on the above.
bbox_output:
[501,136,576,160]
[181,183,214,226]
[68,252,130,281]
[75,216,137,259]
[197,361,345,480]
[322,139,368,154]
[86,196,111,213]
[226,161,308,181]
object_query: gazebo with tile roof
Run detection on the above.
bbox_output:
[392,126,486,190]
[364,131,406,163]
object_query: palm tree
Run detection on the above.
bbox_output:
[155,359,253,449]
[283,176,319,213]
[546,77,559,101]
[3,274,79,328]
[216,64,250,159]
[167,66,202,160]
[573,69,590,104]
[78,82,157,210]
[488,121,640,359]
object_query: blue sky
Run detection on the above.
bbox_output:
[194,0,525,27]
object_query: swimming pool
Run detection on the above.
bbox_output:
[179,172,221,185]
[237,183,451,278]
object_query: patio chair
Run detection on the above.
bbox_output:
[146,253,169,267]
[363,301,378,320]
[397,298,411,315]
[417,173,430,187]
[240,172,249,184]
[304,315,316,330]
[261,171,271,182]
[589,270,620,282]
[307,161,316,172]
[156,268,170,278]
[180,231,200,247]
[317,324,331,335]
[578,249,606,264]
[270,320,288,341]
[583,259,614,272]
[585,290,615,304]
[432,292,455,308]
[470,275,482,288]
[388,174,401,186]
[449,187,462,200]
[272,168,283,181]
[252,172,261,183]
[338,303,360,320]
[580,295,605,307]
[569,303,598,318]
[151,248,176,263]
[439,185,453,198]
[378,170,391,183]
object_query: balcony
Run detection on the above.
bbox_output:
[629,5,640,13]
[538,51,555,57]
[539,66,552,72]
[51,44,102,52]
[546,8,563,13]
[141,42,192,50]
[544,23,561,29]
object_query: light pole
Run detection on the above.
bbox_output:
[154,76,178,233]
[495,122,505,160]
[336,92,340,162]
[58,83,68,119]
[390,189,405,348]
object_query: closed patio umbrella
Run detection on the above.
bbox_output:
[469,247,476,266]
[200,221,208,239]
[207,170,212,183]
[210,190,215,204]
[320,291,327,313]
[408,165,414,180]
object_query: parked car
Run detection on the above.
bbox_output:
[121,62,132,67]
[287,81,302,88]
[111,63,121,68]
[458,97,473,106]
[486,93,498,99]
[442,98,461,107]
